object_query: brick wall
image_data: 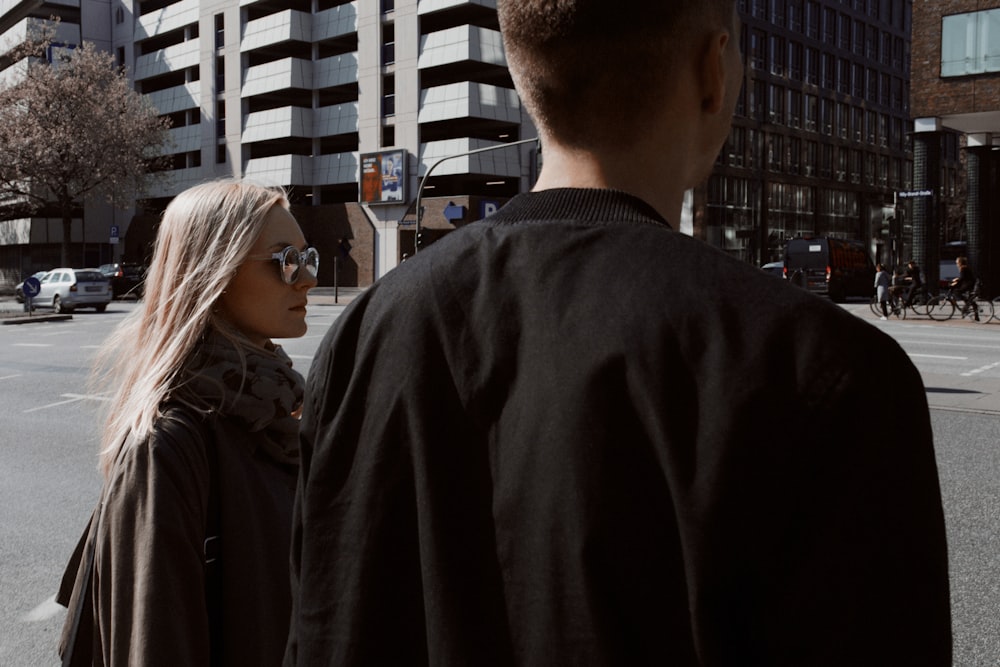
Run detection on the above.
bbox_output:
[912,0,1000,118]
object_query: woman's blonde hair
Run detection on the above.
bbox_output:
[94,180,288,477]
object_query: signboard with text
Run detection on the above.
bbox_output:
[360,149,407,204]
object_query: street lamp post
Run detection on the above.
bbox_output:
[414,137,539,253]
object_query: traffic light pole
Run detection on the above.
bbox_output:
[414,137,539,253]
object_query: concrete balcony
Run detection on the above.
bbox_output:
[241,10,310,53]
[417,0,496,14]
[315,102,358,138]
[242,106,311,143]
[244,154,312,186]
[314,152,358,186]
[314,52,358,89]
[419,138,523,177]
[242,57,312,97]
[133,39,199,82]
[136,0,199,39]
[418,25,505,70]
[418,82,519,124]
[0,17,79,59]
[314,2,357,42]
[145,81,199,115]
[164,123,201,154]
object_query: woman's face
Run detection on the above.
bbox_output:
[216,205,317,347]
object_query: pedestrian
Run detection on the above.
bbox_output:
[285,1,952,664]
[875,262,891,319]
[57,180,318,666]
[950,255,979,321]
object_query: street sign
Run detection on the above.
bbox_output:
[110,225,120,244]
[898,190,933,198]
[442,202,465,222]
[22,276,41,298]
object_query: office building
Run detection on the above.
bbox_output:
[1,0,914,287]
[910,0,1000,294]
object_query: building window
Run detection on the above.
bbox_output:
[787,89,802,127]
[217,143,226,164]
[769,84,784,124]
[383,74,395,118]
[942,9,1000,77]
[216,100,225,136]
[750,29,766,69]
[788,41,802,80]
[215,56,224,93]
[769,35,785,75]
[215,14,224,49]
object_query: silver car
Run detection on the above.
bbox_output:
[34,268,112,313]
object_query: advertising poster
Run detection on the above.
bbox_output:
[360,149,407,204]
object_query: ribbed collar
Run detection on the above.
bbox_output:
[486,188,672,229]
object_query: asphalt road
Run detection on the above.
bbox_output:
[0,298,997,665]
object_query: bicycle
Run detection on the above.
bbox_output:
[899,285,933,318]
[870,292,906,320]
[926,289,994,323]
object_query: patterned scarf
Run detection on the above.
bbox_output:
[172,331,304,466]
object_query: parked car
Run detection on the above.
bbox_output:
[15,271,49,303]
[34,268,112,313]
[760,261,785,278]
[98,262,146,299]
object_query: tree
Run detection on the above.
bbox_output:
[0,33,172,266]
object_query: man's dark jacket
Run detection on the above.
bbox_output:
[286,189,951,665]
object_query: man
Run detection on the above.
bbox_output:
[903,258,923,306]
[286,1,951,664]
[950,255,979,320]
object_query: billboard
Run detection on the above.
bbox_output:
[360,150,407,204]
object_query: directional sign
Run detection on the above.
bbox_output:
[22,276,41,298]
[110,225,120,245]
[442,202,465,222]
[898,190,933,198]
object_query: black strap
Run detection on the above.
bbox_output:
[204,426,223,666]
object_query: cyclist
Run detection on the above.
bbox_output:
[903,259,923,307]
[950,256,979,321]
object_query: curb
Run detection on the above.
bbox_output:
[0,313,73,325]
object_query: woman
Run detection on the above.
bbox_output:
[57,181,318,666]
[874,262,891,320]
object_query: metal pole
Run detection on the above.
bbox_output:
[414,137,539,253]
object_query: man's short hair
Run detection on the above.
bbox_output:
[498,0,737,150]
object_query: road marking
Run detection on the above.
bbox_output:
[288,354,313,360]
[0,373,23,380]
[23,393,110,413]
[961,361,1000,377]
[23,596,63,622]
[908,353,969,360]
[12,343,52,347]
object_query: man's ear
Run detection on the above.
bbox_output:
[699,29,732,114]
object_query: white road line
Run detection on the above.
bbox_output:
[288,354,313,360]
[961,361,1000,377]
[23,393,110,413]
[0,374,23,380]
[12,343,52,347]
[908,353,969,360]
[23,596,63,622]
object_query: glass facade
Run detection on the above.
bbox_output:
[941,9,1000,77]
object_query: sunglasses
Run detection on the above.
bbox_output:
[249,246,320,284]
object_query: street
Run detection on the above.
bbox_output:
[0,299,998,666]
